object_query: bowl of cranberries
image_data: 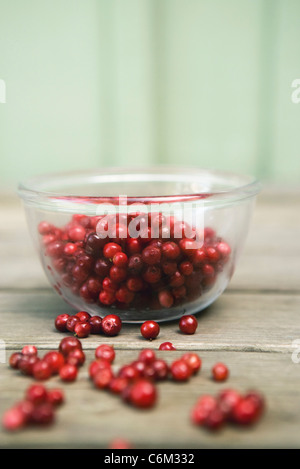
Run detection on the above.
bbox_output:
[18,167,260,322]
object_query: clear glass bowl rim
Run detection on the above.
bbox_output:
[18,166,261,211]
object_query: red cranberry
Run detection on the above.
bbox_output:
[103,242,122,259]
[143,266,162,284]
[94,258,111,277]
[101,314,122,336]
[126,277,144,292]
[21,344,38,356]
[68,224,86,242]
[118,364,140,382]
[46,240,65,258]
[232,396,262,425]
[93,368,114,389]
[59,363,78,382]
[75,311,91,322]
[18,355,40,376]
[217,241,231,259]
[140,321,160,340]
[170,359,192,382]
[55,313,70,332]
[95,344,115,363]
[142,246,161,265]
[59,337,82,357]
[31,403,55,425]
[158,290,174,308]
[74,321,92,338]
[32,360,52,381]
[129,379,157,408]
[161,241,180,260]
[89,315,102,334]
[179,315,198,334]
[47,389,65,407]
[218,389,243,419]
[172,285,187,299]
[181,353,202,374]
[138,348,156,364]
[25,384,48,405]
[212,362,229,382]
[191,395,218,425]
[99,290,116,306]
[110,265,127,283]
[102,276,118,293]
[179,261,193,276]
[205,406,226,431]
[85,233,104,256]
[109,377,130,395]
[244,390,265,417]
[9,352,23,369]
[2,406,26,431]
[126,238,142,255]
[67,349,86,367]
[159,342,176,351]
[16,400,35,424]
[63,242,78,256]
[152,359,169,381]
[127,254,144,276]
[38,221,54,235]
[89,359,111,379]
[169,271,185,288]
[116,286,134,304]
[66,315,81,333]
[43,351,65,374]
[113,251,128,267]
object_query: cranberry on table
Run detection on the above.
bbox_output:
[74,321,92,338]
[9,352,23,369]
[88,359,112,380]
[66,315,81,333]
[159,342,176,351]
[21,345,38,356]
[181,352,202,374]
[18,355,40,376]
[47,389,65,407]
[59,363,78,382]
[25,384,48,405]
[2,406,26,431]
[59,336,82,357]
[140,320,160,340]
[170,359,192,382]
[32,360,52,381]
[129,379,157,409]
[66,349,86,367]
[55,313,70,332]
[212,362,229,382]
[31,403,55,425]
[138,348,156,364]
[101,314,122,336]
[75,311,91,322]
[179,315,198,334]
[93,367,114,389]
[43,351,65,375]
[95,344,115,363]
[89,315,102,334]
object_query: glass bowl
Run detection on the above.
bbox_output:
[18,167,260,323]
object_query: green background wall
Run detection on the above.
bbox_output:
[0,0,300,191]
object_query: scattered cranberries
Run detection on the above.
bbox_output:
[212,362,229,382]
[179,315,198,335]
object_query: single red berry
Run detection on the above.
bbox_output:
[152,359,169,381]
[127,254,144,276]
[244,390,265,418]
[59,336,82,357]
[88,359,111,380]
[113,251,128,267]
[158,290,174,309]
[205,406,226,431]
[161,260,177,275]
[43,351,65,374]
[232,396,262,425]
[47,388,65,407]
[16,400,35,425]
[115,286,135,304]
[118,364,140,382]
[169,271,185,288]
[18,355,40,376]
[109,266,127,283]
[95,344,115,363]
[25,384,48,405]
[32,360,52,381]
[212,362,229,382]
[126,237,142,255]
[68,224,86,242]
[63,242,78,256]
[126,277,144,292]
[138,348,156,365]
[103,242,122,259]
[38,221,54,235]
[89,315,102,334]
[129,379,157,408]
[161,241,180,260]
[170,359,192,382]
[99,290,116,306]
[191,395,218,425]
[141,246,161,265]
[74,321,92,338]
[181,353,202,374]
[93,367,114,389]
[159,342,176,351]
[2,406,26,431]
[31,403,55,425]
[140,321,160,340]
[59,363,78,382]
[179,315,198,334]
[9,352,23,369]
[101,314,122,336]
[21,345,38,356]
[75,311,91,322]
[94,258,111,277]
[218,389,243,420]
[66,315,81,333]
[109,377,130,395]
[66,349,86,367]
[143,265,162,284]
[55,313,70,332]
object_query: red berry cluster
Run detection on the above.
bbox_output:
[55,311,122,338]
[2,383,64,432]
[191,388,265,431]
[39,214,231,313]
[89,348,202,409]
[9,337,85,383]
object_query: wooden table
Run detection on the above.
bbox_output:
[1,187,300,449]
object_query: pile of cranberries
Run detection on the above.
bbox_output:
[39,213,231,314]
[2,383,64,431]
[55,311,122,338]
[191,388,265,431]
[89,347,202,409]
[9,337,85,383]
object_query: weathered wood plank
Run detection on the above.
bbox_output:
[0,290,299,354]
[0,349,299,448]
